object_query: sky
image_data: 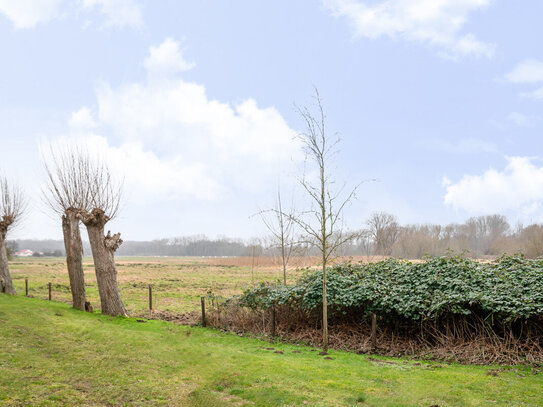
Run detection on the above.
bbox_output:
[1,0,543,241]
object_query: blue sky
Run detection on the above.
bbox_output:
[1,0,543,240]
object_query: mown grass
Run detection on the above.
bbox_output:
[1,295,542,406]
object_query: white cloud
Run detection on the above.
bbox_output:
[143,38,195,78]
[505,59,543,84]
[82,0,142,28]
[444,157,543,214]
[87,136,222,201]
[505,59,543,101]
[324,0,495,59]
[520,87,543,100]
[69,106,98,132]
[60,39,301,204]
[0,0,142,29]
[0,0,64,28]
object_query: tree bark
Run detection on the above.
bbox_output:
[81,209,127,317]
[322,260,328,351]
[0,228,16,295]
[62,209,86,310]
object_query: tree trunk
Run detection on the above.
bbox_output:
[81,209,127,317]
[0,229,16,295]
[62,209,86,310]
[322,260,328,351]
[281,242,287,285]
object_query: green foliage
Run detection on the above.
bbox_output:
[237,254,543,323]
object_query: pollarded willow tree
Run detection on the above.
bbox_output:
[43,146,93,311]
[0,176,26,295]
[78,159,127,317]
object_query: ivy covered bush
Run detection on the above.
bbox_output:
[236,255,543,324]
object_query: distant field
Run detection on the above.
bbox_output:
[8,256,312,315]
[4,255,457,316]
[2,295,542,406]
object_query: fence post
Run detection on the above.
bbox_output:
[370,313,377,350]
[148,284,153,315]
[0,279,4,294]
[271,305,276,337]
[48,282,52,301]
[25,278,28,297]
[201,297,206,327]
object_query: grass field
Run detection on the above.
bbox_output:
[1,294,542,406]
[7,256,303,315]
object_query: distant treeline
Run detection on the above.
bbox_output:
[348,213,543,259]
[7,236,260,258]
[7,214,543,259]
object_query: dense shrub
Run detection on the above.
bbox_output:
[236,254,543,324]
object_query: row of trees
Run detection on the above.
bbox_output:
[9,213,543,260]
[353,212,543,259]
[1,146,127,316]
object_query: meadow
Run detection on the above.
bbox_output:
[2,256,543,406]
[7,256,302,316]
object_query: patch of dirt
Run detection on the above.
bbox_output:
[367,357,398,365]
[144,310,200,325]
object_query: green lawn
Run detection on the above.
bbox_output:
[1,295,542,406]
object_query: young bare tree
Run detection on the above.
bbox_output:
[78,158,127,316]
[43,146,93,310]
[292,89,364,350]
[0,176,25,295]
[258,187,297,284]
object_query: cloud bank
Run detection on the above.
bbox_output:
[444,157,543,215]
[61,38,301,205]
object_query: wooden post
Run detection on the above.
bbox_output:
[201,297,206,327]
[370,313,377,350]
[25,278,28,297]
[0,279,4,293]
[48,282,52,301]
[271,305,276,337]
[148,284,153,315]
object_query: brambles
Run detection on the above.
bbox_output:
[237,254,543,322]
[215,254,543,363]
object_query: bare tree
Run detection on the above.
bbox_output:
[0,176,25,295]
[292,89,364,350]
[77,158,126,317]
[42,146,92,311]
[518,224,543,258]
[258,186,297,284]
[367,212,399,256]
